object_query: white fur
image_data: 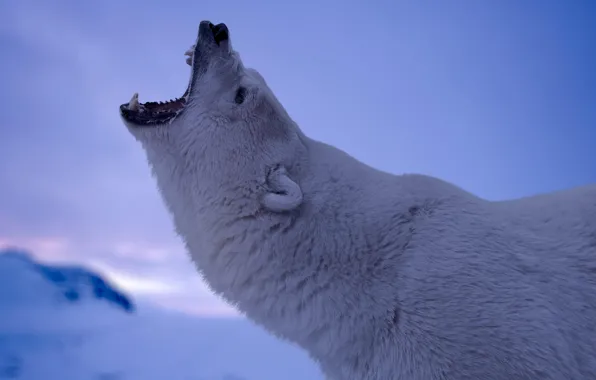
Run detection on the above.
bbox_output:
[122,26,596,380]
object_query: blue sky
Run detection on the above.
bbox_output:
[1,0,595,316]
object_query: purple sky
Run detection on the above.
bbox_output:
[1,0,595,316]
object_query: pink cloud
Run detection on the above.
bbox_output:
[0,236,73,262]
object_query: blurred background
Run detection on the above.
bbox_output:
[0,0,595,379]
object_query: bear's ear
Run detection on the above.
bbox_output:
[261,165,303,213]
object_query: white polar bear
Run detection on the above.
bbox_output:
[120,21,596,380]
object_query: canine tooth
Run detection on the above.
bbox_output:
[184,45,195,66]
[128,93,139,111]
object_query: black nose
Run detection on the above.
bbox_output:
[211,23,229,45]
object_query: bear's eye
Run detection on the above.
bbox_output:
[234,87,247,104]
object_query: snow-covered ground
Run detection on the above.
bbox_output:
[0,249,323,380]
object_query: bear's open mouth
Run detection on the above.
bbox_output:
[119,22,229,127]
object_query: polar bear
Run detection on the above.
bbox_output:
[120,21,596,380]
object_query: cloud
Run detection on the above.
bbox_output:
[87,261,183,295]
[0,237,71,261]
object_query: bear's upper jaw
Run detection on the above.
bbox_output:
[119,21,229,127]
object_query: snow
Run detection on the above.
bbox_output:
[0,249,323,380]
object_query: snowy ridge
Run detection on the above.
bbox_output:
[0,248,134,314]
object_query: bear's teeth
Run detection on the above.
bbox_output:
[184,45,195,66]
[128,93,139,111]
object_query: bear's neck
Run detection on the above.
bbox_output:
[149,137,470,373]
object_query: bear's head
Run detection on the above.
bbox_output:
[120,21,308,214]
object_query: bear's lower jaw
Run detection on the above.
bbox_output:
[119,86,189,127]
